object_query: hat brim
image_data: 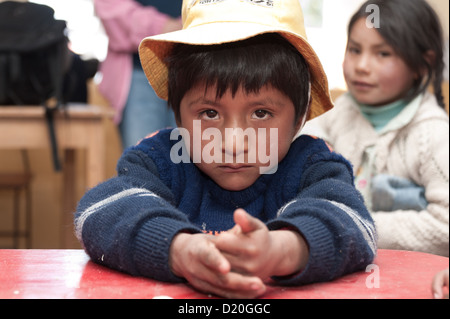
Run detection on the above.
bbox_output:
[139,22,333,121]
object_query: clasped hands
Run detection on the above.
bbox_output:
[169,208,309,299]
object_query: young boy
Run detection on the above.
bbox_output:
[75,0,376,299]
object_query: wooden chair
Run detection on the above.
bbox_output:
[0,150,32,248]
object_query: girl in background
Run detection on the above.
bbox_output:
[305,0,448,256]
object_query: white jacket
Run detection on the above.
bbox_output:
[304,92,449,256]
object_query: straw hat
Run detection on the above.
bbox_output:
[139,0,333,121]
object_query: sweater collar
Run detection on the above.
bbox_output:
[359,99,407,132]
[352,93,423,134]
[205,172,273,209]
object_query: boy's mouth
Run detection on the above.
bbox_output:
[218,164,253,173]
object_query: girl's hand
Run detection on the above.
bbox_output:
[432,268,449,299]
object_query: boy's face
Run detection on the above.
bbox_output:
[177,84,303,191]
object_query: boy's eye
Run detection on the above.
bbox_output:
[252,110,271,120]
[201,109,219,119]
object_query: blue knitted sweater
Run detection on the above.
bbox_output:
[75,129,376,285]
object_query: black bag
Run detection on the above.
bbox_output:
[0,1,70,171]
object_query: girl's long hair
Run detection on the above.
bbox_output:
[348,0,445,108]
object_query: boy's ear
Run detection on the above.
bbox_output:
[294,106,311,133]
[294,116,304,133]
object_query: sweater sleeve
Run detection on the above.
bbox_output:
[267,147,377,285]
[372,116,449,256]
[74,141,200,282]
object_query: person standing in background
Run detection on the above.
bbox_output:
[94,0,182,149]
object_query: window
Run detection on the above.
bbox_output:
[30,0,108,61]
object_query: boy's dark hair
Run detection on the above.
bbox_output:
[167,33,310,123]
[349,0,445,108]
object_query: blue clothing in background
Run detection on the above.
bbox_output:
[135,0,182,17]
[371,174,428,212]
[120,69,177,148]
[124,0,182,149]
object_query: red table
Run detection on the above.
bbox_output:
[0,249,447,299]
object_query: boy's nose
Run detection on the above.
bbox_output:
[222,128,249,159]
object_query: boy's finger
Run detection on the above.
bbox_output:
[201,243,231,274]
[216,273,266,299]
[215,231,244,255]
[228,224,242,235]
[233,208,264,234]
[219,251,252,275]
[193,272,266,299]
